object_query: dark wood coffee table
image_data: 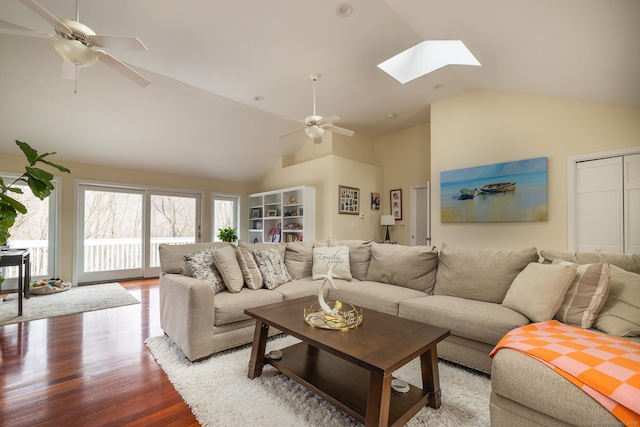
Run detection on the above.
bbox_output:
[245,296,450,427]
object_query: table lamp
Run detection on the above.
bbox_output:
[380,215,395,241]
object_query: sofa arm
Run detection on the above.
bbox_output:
[159,273,216,361]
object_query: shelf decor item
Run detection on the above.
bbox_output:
[251,208,261,218]
[304,266,363,330]
[338,185,360,215]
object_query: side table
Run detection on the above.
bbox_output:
[0,249,31,316]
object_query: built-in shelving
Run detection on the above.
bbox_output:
[248,186,315,243]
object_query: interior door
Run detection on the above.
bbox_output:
[410,184,431,246]
[575,157,623,253]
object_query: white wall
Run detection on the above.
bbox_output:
[430,90,640,251]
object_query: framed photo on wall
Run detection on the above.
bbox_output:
[338,185,360,215]
[391,189,402,220]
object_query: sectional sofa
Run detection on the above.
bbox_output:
[158,239,639,426]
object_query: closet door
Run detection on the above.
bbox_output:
[625,154,640,254]
[575,157,623,253]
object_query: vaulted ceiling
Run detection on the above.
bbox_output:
[1,0,638,182]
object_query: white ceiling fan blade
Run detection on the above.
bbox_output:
[323,124,355,137]
[19,0,71,35]
[0,27,52,39]
[282,117,308,125]
[97,50,150,87]
[279,127,306,138]
[318,115,340,125]
[90,35,148,51]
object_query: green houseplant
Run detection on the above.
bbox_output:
[0,140,70,283]
[217,226,238,243]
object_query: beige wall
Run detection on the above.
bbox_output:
[430,89,640,251]
[258,145,382,241]
[0,153,255,283]
[373,124,431,244]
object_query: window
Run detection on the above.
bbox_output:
[77,183,202,283]
[0,175,59,287]
[212,194,240,241]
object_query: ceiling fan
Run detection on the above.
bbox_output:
[280,74,354,144]
[0,0,150,88]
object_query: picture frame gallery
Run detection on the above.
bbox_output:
[338,185,360,215]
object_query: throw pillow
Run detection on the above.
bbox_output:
[592,265,640,337]
[552,260,611,328]
[253,248,292,290]
[311,246,352,280]
[183,247,226,294]
[502,262,577,322]
[211,246,244,293]
[284,241,314,279]
[434,244,539,303]
[236,246,263,290]
[365,243,438,292]
[330,239,373,281]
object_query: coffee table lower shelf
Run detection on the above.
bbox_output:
[267,342,431,427]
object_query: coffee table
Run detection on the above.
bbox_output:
[245,296,450,427]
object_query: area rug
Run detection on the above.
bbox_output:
[0,283,140,326]
[146,334,491,426]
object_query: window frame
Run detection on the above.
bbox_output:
[211,193,241,242]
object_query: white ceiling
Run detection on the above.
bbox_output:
[1,0,639,183]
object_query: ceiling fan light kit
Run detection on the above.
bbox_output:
[280,74,355,144]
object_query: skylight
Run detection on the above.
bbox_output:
[377,40,480,84]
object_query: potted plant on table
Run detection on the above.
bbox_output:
[217,226,238,243]
[0,140,70,284]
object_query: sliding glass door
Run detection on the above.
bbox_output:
[77,184,200,284]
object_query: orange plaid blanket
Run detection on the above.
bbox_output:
[490,320,640,424]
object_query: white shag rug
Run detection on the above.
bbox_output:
[146,334,491,426]
[1,282,140,325]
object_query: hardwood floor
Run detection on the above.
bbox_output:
[0,279,198,426]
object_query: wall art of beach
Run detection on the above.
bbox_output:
[440,157,548,223]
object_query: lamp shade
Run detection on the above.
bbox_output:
[52,38,99,67]
[380,215,395,226]
[305,125,324,139]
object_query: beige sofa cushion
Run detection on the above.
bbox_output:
[159,242,230,275]
[236,246,263,290]
[327,280,425,316]
[365,243,438,292]
[399,295,530,345]
[312,246,352,280]
[593,265,640,337]
[284,241,314,279]
[214,288,283,326]
[330,239,373,281]
[552,261,611,328]
[540,250,640,274]
[502,263,577,322]
[434,244,539,303]
[238,240,286,260]
[211,246,244,293]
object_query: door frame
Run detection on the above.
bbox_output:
[410,183,431,246]
[567,146,640,251]
[74,179,204,284]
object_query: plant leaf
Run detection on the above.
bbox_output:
[16,140,39,165]
[39,158,71,174]
[0,194,26,214]
[26,166,54,183]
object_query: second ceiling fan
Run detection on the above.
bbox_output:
[280,75,354,144]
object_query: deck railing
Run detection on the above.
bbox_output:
[1,237,195,279]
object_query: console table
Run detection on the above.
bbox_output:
[0,249,31,316]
